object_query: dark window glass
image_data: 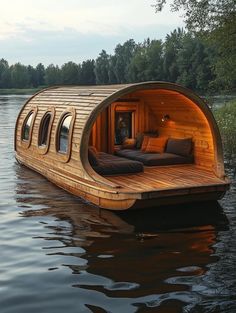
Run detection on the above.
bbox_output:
[22,112,33,141]
[58,115,72,153]
[39,113,51,146]
[115,112,132,145]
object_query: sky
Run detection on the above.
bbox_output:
[0,0,184,66]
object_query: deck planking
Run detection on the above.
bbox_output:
[107,164,227,192]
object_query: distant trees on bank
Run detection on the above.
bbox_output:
[0,28,234,93]
[154,0,236,92]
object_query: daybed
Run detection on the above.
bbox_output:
[116,137,194,166]
[88,149,144,175]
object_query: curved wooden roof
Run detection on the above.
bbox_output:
[15,82,225,186]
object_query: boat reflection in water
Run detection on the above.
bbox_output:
[15,164,229,313]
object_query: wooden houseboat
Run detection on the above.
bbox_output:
[15,82,230,210]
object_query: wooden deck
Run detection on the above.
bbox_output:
[106,164,228,193]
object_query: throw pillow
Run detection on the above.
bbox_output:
[135,132,144,149]
[165,138,193,156]
[121,138,136,149]
[141,136,150,151]
[145,136,168,153]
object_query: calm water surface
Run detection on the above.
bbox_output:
[0,95,236,313]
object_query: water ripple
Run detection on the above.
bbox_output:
[0,95,236,313]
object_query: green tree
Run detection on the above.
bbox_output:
[212,14,236,90]
[176,35,215,91]
[145,39,163,80]
[176,35,195,89]
[45,64,62,86]
[35,63,45,86]
[107,55,117,84]
[61,61,79,84]
[153,0,236,91]
[127,44,148,82]
[27,65,38,87]
[95,50,110,84]
[163,28,185,82]
[79,60,96,85]
[192,40,215,92]
[113,39,137,83]
[0,59,11,88]
[10,63,30,88]
[153,0,235,32]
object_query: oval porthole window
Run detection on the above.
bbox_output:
[58,115,72,153]
[22,111,34,141]
[38,113,51,147]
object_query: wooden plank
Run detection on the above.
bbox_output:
[107,165,226,193]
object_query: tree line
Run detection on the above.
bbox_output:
[0,28,234,93]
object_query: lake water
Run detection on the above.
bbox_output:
[0,95,236,313]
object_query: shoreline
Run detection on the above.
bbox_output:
[0,88,43,95]
[0,88,235,105]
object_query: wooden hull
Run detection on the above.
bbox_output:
[14,83,230,211]
[16,153,229,210]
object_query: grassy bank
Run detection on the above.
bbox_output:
[213,99,236,167]
[0,88,44,95]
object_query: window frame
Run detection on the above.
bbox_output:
[21,107,38,149]
[108,102,138,153]
[115,111,134,145]
[37,108,55,155]
[55,107,76,163]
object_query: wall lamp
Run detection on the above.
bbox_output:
[161,114,170,122]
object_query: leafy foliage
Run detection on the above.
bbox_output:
[10,63,30,88]
[214,100,236,165]
[153,0,236,91]
[79,60,96,85]
[45,64,61,85]
[153,0,236,32]
[61,62,79,84]
[94,50,110,84]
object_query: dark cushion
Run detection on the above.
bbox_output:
[165,138,193,157]
[116,149,144,160]
[88,147,99,166]
[134,152,194,166]
[135,132,144,149]
[116,149,193,166]
[144,130,158,137]
[93,152,143,175]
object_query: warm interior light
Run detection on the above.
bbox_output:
[161,114,170,122]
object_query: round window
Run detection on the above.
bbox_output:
[38,113,52,147]
[58,115,72,153]
[22,111,33,141]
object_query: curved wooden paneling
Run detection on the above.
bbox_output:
[80,82,225,182]
[15,82,229,210]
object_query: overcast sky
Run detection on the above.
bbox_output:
[0,0,184,66]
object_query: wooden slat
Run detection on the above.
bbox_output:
[107,165,226,192]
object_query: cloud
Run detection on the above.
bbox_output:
[0,22,183,66]
[0,0,184,65]
[0,27,120,65]
[0,0,183,37]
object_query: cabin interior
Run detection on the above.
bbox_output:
[88,89,226,192]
